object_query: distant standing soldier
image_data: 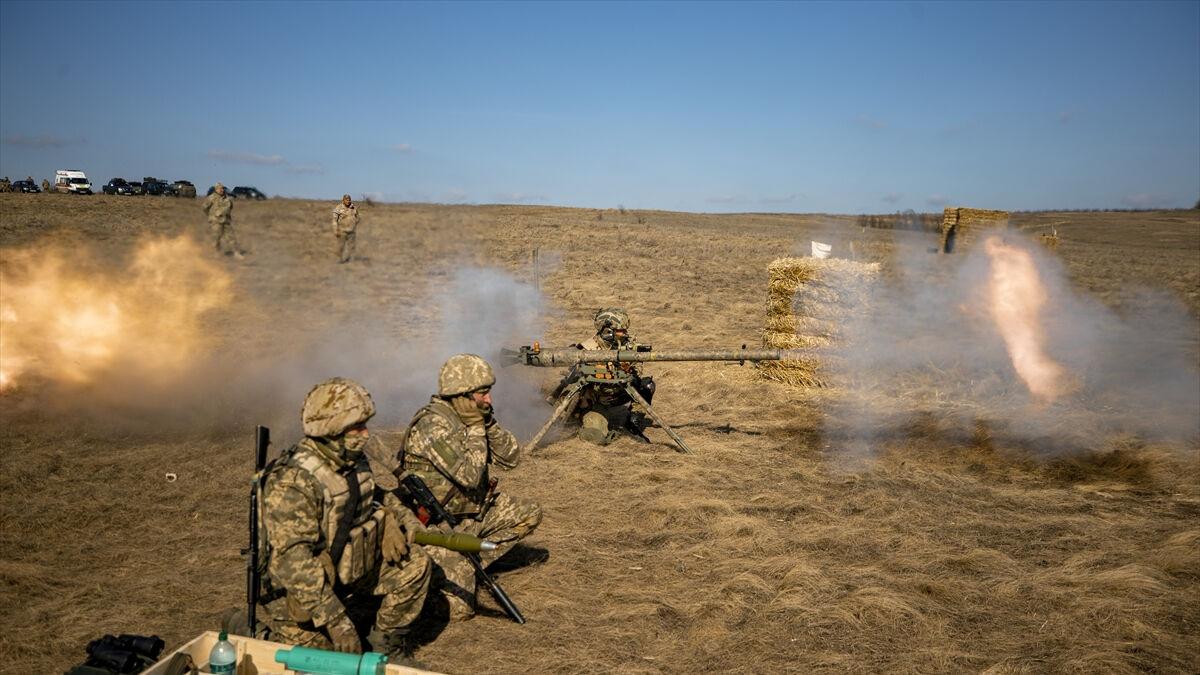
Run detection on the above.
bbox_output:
[0,177,11,193]
[202,182,244,258]
[332,194,360,263]
[260,378,432,654]
[396,354,542,621]
[41,178,51,193]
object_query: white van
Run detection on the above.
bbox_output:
[55,169,92,195]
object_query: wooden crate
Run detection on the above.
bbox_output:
[142,631,439,675]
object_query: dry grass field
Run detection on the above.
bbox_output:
[0,194,1197,674]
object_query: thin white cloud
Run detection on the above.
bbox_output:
[3,133,85,148]
[1120,193,1172,209]
[207,150,286,166]
[759,193,799,205]
[284,163,324,175]
[492,192,547,203]
[881,192,903,204]
[390,143,414,153]
[926,194,951,207]
[855,114,887,130]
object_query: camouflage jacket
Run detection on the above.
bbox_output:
[577,333,643,407]
[202,193,233,223]
[400,397,521,516]
[332,203,359,235]
[261,437,392,627]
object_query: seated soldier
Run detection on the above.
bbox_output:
[562,307,656,445]
[258,378,431,655]
[397,354,542,621]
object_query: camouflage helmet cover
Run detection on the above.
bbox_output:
[438,353,496,397]
[594,307,630,332]
[302,377,376,437]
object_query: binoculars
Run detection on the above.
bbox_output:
[83,634,165,673]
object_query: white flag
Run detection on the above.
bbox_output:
[811,241,832,259]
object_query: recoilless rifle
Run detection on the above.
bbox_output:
[501,343,808,454]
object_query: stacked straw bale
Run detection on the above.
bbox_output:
[940,207,1010,253]
[760,257,880,387]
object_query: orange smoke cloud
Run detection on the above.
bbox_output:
[983,235,1072,402]
[0,236,232,391]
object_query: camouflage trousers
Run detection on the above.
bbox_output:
[336,230,356,263]
[209,220,241,255]
[263,547,431,649]
[425,493,542,620]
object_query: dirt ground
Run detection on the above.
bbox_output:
[1,194,1197,674]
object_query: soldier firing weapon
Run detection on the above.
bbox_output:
[500,342,808,454]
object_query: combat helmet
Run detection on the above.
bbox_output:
[301,377,376,437]
[593,307,630,332]
[438,354,496,397]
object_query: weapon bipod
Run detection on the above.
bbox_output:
[524,369,693,454]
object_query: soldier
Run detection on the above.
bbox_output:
[397,354,542,621]
[260,378,432,655]
[41,178,51,193]
[331,194,359,263]
[565,307,656,445]
[201,182,244,258]
[0,177,11,193]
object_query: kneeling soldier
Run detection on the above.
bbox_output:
[261,378,431,654]
[398,354,542,620]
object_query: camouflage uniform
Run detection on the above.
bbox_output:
[41,179,51,193]
[0,178,11,193]
[569,308,655,444]
[398,355,542,620]
[260,378,431,652]
[332,196,359,263]
[202,183,241,255]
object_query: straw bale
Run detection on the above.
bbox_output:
[760,257,879,387]
[940,206,1010,253]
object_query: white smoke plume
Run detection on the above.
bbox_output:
[828,230,1199,455]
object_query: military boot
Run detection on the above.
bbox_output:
[367,628,428,668]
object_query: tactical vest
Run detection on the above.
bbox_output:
[266,440,385,586]
[399,398,490,516]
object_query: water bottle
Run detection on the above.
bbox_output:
[208,630,237,673]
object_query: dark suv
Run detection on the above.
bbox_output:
[103,178,128,195]
[142,177,171,196]
[11,179,41,193]
[231,186,267,200]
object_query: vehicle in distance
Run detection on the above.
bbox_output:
[143,179,171,196]
[103,178,129,195]
[55,170,92,195]
[126,181,146,196]
[231,186,267,200]
[172,180,196,198]
[11,179,41,193]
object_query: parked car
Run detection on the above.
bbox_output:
[11,179,41,193]
[172,180,196,198]
[126,181,146,196]
[55,169,93,194]
[143,179,171,196]
[231,186,267,200]
[103,178,129,195]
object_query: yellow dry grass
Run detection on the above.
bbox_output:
[0,195,1197,674]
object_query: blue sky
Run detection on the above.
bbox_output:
[1,1,1196,213]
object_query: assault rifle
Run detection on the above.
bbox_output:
[395,473,526,624]
[500,342,808,454]
[246,425,270,637]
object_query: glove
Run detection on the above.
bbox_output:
[381,510,409,563]
[451,395,485,427]
[326,614,361,653]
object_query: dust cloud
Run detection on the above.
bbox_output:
[1,235,551,441]
[829,230,1200,454]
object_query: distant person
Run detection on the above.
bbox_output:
[396,354,542,621]
[332,194,360,263]
[41,178,51,193]
[0,177,11,193]
[201,182,244,258]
